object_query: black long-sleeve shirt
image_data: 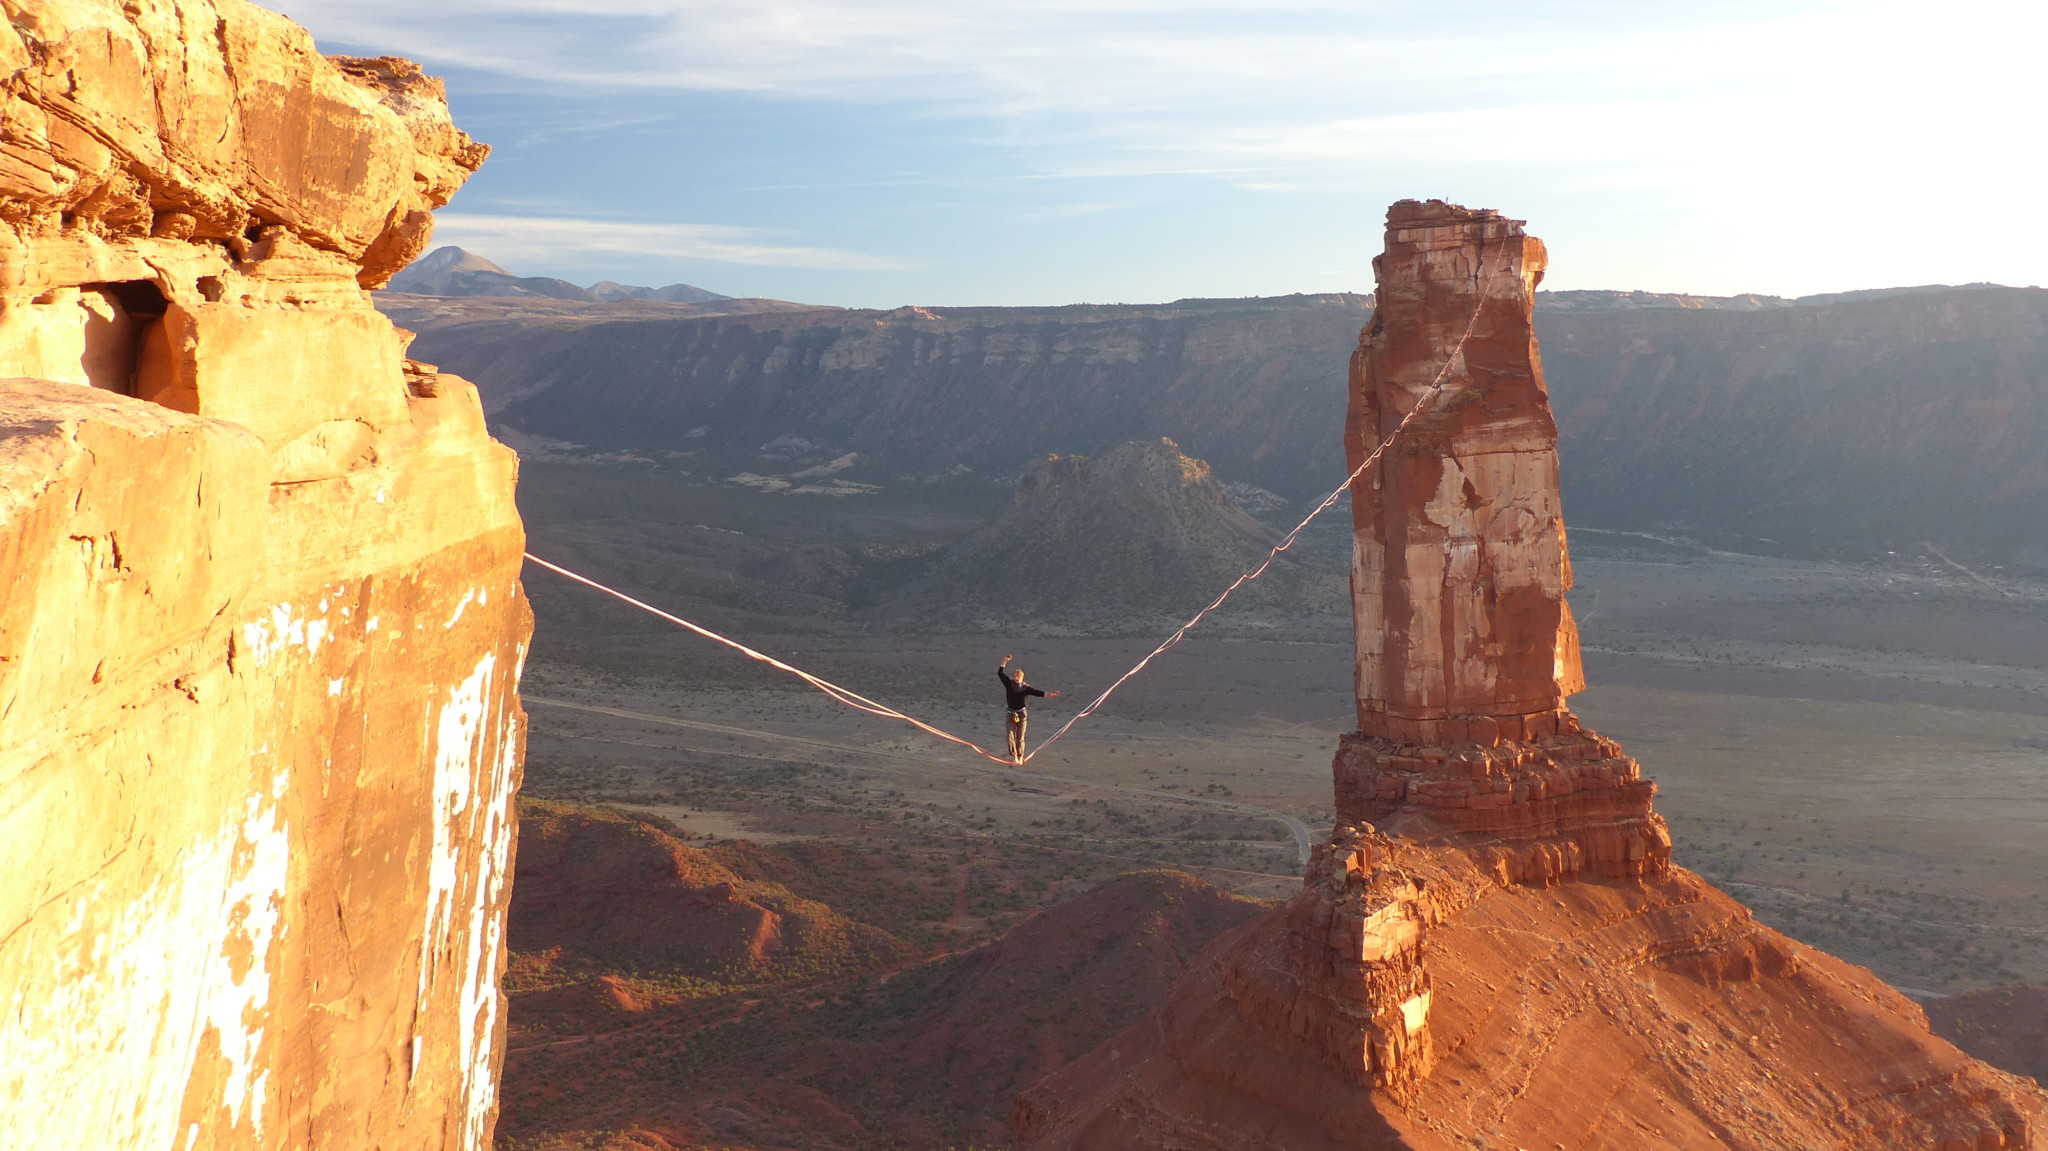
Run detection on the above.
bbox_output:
[1000,667,1047,711]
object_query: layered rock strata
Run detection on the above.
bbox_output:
[0,5,525,1150]
[1013,202,2046,1150]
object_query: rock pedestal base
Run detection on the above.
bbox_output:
[1334,724,1672,883]
[1015,826,2044,1151]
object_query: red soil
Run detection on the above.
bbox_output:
[511,800,906,981]
[497,801,1271,1149]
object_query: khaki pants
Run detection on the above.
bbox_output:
[1006,709,1028,761]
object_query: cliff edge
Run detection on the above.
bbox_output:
[0,5,525,1150]
[1013,202,2047,1151]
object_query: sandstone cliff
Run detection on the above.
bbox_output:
[1344,201,1585,743]
[405,293,1375,495]
[1012,202,2046,1151]
[0,5,525,1150]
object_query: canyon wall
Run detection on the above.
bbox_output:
[398,283,2048,563]
[1540,285,2048,555]
[402,294,1374,496]
[1013,202,2046,1151]
[0,5,528,1149]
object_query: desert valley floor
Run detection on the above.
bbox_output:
[517,462,2048,997]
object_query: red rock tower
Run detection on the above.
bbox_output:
[1331,202,1663,880]
[1014,203,2047,1151]
[1347,200,1581,744]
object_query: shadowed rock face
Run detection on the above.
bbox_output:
[1930,986,2048,1087]
[0,5,526,1150]
[1011,202,2047,1151]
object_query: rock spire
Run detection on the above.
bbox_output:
[1011,201,2046,1151]
[1331,201,1666,878]
[1347,200,1582,745]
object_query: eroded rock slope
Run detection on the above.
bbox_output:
[0,5,524,1149]
[872,437,1344,630]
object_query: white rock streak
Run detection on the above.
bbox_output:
[198,765,293,1135]
[240,601,333,668]
[0,763,290,1148]
[415,641,523,1149]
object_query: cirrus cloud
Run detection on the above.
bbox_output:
[269,0,2048,302]
[428,214,906,271]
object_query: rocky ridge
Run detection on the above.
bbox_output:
[1012,202,2046,1151]
[0,6,525,1149]
[387,244,729,303]
[511,800,905,979]
[399,281,2048,564]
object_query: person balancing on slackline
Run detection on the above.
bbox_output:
[999,653,1059,763]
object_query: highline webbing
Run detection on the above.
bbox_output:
[524,245,1507,765]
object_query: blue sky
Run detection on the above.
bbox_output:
[279,0,2044,308]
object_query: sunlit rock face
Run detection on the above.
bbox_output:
[1333,200,1667,884]
[0,4,527,1149]
[1345,199,1581,745]
[1011,203,2047,1151]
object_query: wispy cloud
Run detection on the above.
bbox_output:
[271,0,2048,299]
[274,1,1841,111]
[428,214,906,271]
[1009,203,1123,224]
[280,0,2043,184]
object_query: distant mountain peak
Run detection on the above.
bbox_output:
[401,245,511,279]
[385,245,730,303]
[587,280,731,304]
